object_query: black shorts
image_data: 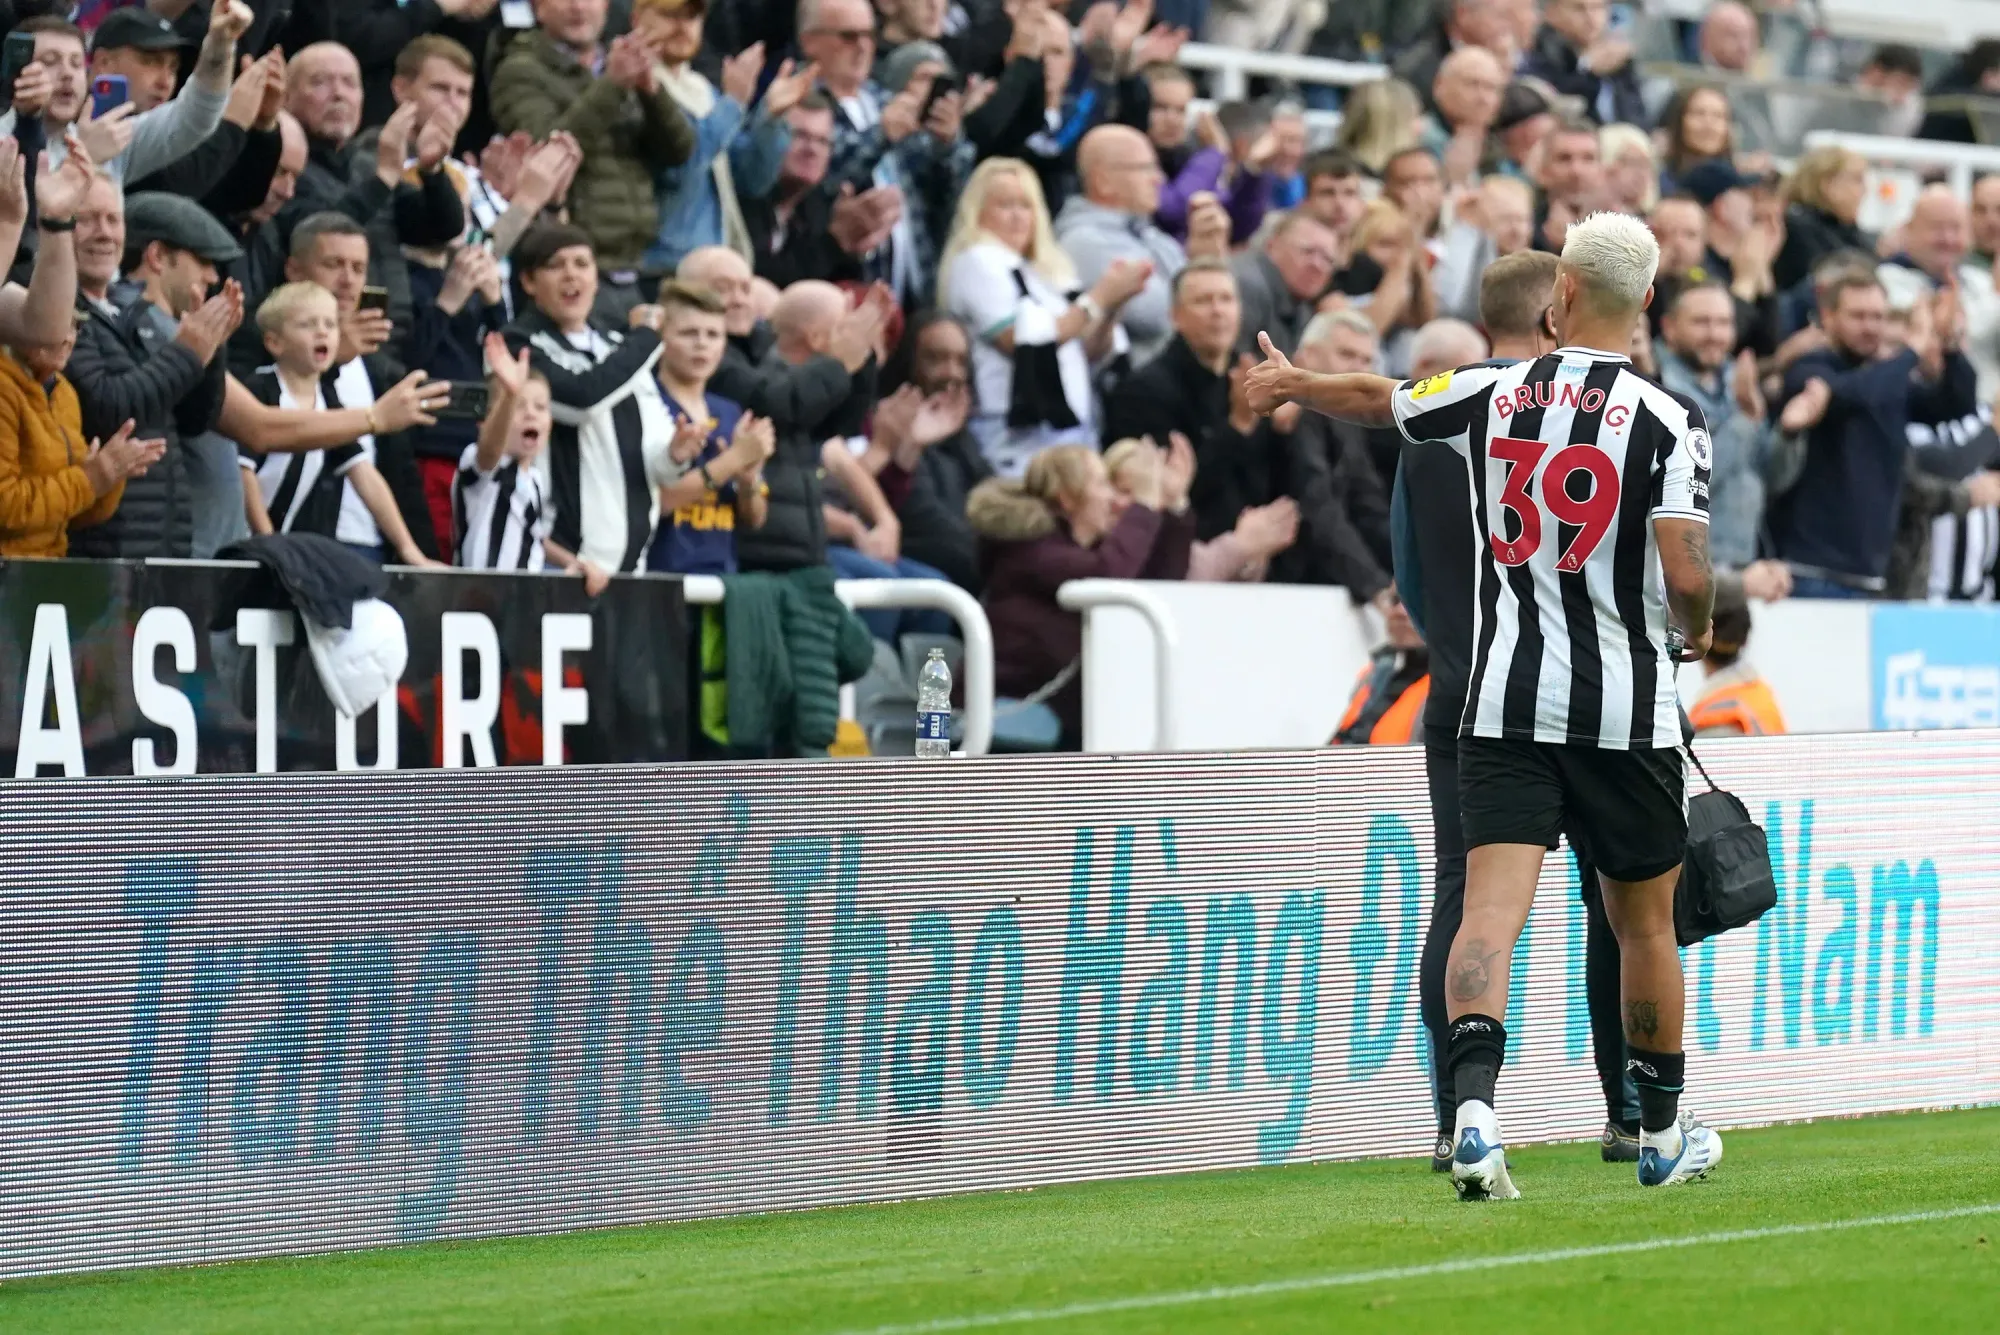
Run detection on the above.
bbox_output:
[1457,736,1687,884]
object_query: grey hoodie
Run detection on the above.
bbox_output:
[1052,195,1186,364]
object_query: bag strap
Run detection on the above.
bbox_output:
[998,657,1081,713]
[1682,740,1722,795]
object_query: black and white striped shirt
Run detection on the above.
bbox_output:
[1391,348,1711,750]
[236,368,366,538]
[507,318,685,573]
[453,443,551,570]
[1909,406,2000,601]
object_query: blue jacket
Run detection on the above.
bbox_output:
[1656,347,1771,569]
[1771,346,1978,582]
[645,92,791,274]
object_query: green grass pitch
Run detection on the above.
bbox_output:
[6,1107,1997,1334]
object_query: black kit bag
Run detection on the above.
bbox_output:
[1673,744,1779,947]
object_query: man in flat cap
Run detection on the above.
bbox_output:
[66,191,245,559]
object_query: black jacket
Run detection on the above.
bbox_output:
[223,215,296,381]
[715,334,870,573]
[64,288,227,558]
[128,122,281,220]
[891,427,993,591]
[1521,25,1645,126]
[1774,204,1873,293]
[403,260,508,462]
[1102,336,1266,528]
[744,188,866,290]
[273,133,466,363]
[709,324,854,429]
[1103,336,1384,592]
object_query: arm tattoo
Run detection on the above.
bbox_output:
[1679,525,1710,580]
[197,26,233,81]
[1623,1000,1660,1042]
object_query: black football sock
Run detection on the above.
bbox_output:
[1447,1013,1508,1111]
[1626,1046,1686,1134]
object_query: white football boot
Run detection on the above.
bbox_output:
[1636,1109,1724,1187]
[1451,1100,1521,1201]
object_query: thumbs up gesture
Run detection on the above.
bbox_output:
[1243,330,1297,416]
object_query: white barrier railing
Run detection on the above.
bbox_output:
[1188,97,1343,145]
[1055,580,2000,753]
[1177,41,1384,103]
[1802,130,2000,199]
[1058,578,1181,751]
[682,575,996,758]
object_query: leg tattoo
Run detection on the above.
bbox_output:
[1623,999,1660,1042]
[1449,937,1504,1003]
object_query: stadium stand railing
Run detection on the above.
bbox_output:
[1804,128,2000,197]
[1056,578,1182,752]
[683,576,998,757]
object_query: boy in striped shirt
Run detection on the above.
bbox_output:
[239,283,438,566]
[454,333,611,593]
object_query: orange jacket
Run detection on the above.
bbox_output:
[1690,675,1787,737]
[1334,661,1430,746]
[0,352,122,557]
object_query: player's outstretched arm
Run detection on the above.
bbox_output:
[1242,331,1398,427]
[1655,516,1715,661]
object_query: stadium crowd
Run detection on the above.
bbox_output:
[0,0,1996,748]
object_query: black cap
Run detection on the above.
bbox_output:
[1680,159,1768,208]
[125,193,244,265]
[92,8,195,53]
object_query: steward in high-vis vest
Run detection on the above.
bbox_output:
[1333,591,1430,745]
[1689,574,1787,737]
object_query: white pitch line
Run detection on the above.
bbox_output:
[838,1202,2000,1335]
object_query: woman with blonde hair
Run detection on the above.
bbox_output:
[1349,198,1435,376]
[1775,146,1872,290]
[969,439,1195,748]
[1600,123,1659,216]
[941,157,1153,478]
[1335,78,1424,177]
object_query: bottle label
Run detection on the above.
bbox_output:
[917,709,950,741]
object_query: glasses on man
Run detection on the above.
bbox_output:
[810,26,875,43]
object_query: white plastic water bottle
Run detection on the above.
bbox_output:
[916,649,952,758]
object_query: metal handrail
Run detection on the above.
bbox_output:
[1056,579,1179,752]
[682,575,996,758]
[1802,130,2000,198]
[1177,41,1385,102]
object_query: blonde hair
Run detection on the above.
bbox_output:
[1560,212,1660,312]
[1786,145,1866,214]
[1334,78,1423,176]
[1100,437,1147,482]
[256,280,337,335]
[1351,197,1414,253]
[1021,444,1103,506]
[938,158,1075,305]
[1598,122,1660,213]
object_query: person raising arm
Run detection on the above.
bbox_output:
[1243,328,1400,425]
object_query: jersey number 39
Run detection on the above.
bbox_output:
[1488,436,1621,573]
